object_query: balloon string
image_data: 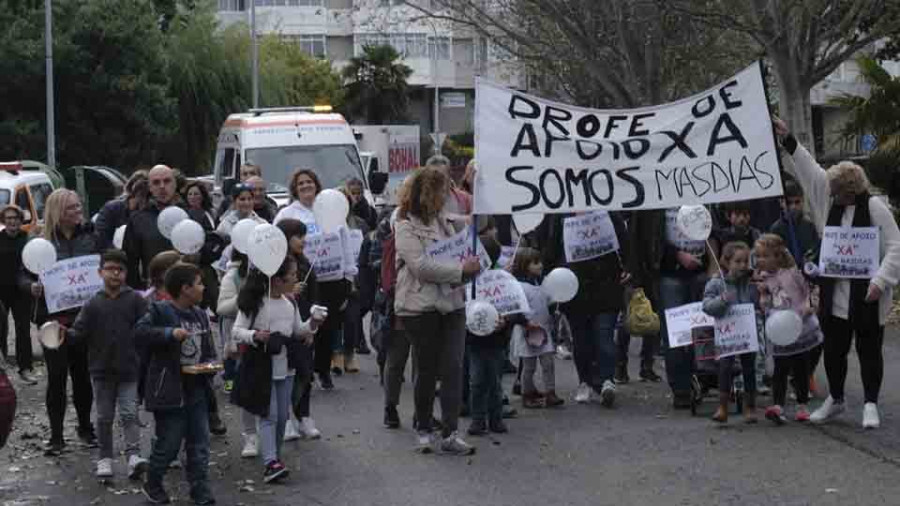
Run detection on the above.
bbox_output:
[31,295,39,323]
[707,239,725,279]
[266,276,272,331]
[508,237,522,268]
[303,256,317,283]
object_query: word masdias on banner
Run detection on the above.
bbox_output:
[503,151,775,212]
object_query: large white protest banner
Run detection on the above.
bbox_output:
[818,226,880,279]
[714,303,759,359]
[664,302,715,348]
[473,62,782,214]
[466,269,530,316]
[306,232,345,282]
[425,228,492,271]
[563,211,620,263]
[40,255,103,314]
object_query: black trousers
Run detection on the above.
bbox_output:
[823,315,884,403]
[0,290,33,372]
[44,342,93,442]
[773,353,810,406]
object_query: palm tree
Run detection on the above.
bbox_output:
[831,57,900,152]
[341,44,413,124]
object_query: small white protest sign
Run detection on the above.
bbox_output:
[347,229,364,260]
[425,228,492,270]
[306,232,345,282]
[563,211,620,263]
[818,226,880,279]
[40,255,103,314]
[466,269,531,316]
[497,246,516,268]
[713,303,759,359]
[664,302,715,348]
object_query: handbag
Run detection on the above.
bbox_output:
[626,288,660,336]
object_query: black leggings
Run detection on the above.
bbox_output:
[44,343,93,442]
[823,316,884,403]
[773,353,809,406]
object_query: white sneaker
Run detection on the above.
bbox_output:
[556,344,573,360]
[96,458,113,478]
[415,431,435,454]
[863,402,881,429]
[284,419,301,442]
[241,433,259,458]
[127,455,148,480]
[810,396,845,424]
[574,383,592,404]
[600,380,616,408]
[299,417,322,440]
[439,431,475,456]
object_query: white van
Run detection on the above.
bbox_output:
[213,107,387,207]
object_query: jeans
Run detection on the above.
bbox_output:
[468,346,504,423]
[259,377,293,465]
[92,379,140,460]
[383,329,412,407]
[147,381,211,501]
[569,312,618,389]
[718,353,757,399]
[659,275,707,394]
[823,315,884,403]
[401,311,466,437]
[0,290,32,372]
[44,342,93,442]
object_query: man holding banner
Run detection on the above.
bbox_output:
[775,118,900,429]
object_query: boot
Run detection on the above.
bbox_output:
[614,364,629,384]
[742,392,758,424]
[711,392,729,423]
[544,391,565,407]
[522,392,545,409]
[344,353,360,373]
[331,353,345,375]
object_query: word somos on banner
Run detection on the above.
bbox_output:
[473,62,783,214]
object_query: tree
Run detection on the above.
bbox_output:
[831,57,900,151]
[667,0,900,157]
[341,44,414,124]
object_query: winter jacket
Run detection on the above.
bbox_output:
[0,230,28,292]
[394,214,465,316]
[66,287,148,381]
[95,197,130,250]
[715,225,761,249]
[123,201,179,289]
[769,212,820,267]
[701,274,759,319]
[136,300,216,411]
[216,210,265,239]
[563,212,629,316]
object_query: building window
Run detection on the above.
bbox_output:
[300,34,327,58]
[355,33,448,60]
[428,36,451,60]
[254,0,324,5]
[218,0,246,10]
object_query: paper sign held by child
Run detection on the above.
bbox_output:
[713,303,759,359]
[665,302,715,348]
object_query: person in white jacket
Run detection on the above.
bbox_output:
[217,183,266,238]
[775,118,900,429]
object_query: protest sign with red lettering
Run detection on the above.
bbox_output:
[466,269,530,316]
[713,303,759,359]
[664,302,715,348]
[425,228,492,271]
[818,226,880,279]
[306,232,345,282]
[40,255,103,314]
[563,211,620,263]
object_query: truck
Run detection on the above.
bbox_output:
[353,125,421,205]
[212,107,387,208]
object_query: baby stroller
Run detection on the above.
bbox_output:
[689,325,744,416]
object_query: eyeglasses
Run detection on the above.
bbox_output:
[2,215,20,222]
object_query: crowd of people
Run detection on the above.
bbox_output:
[0,118,898,504]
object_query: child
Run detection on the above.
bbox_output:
[717,201,762,248]
[510,248,563,409]
[701,242,759,423]
[466,234,511,436]
[232,256,322,483]
[65,250,149,478]
[137,263,216,505]
[754,234,823,424]
[769,178,821,267]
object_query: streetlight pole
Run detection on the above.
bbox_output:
[45,0,56,169]
[250,0,259,108]
[429,21,441,155]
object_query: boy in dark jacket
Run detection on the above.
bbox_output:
[137,263,216,505]
[715,201,762,249]
[66,250,149,479]
[769,178,820,266]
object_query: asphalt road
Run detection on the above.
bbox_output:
[3,329,900,506]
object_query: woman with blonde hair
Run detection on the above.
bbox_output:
[775,118,900,429]
[394,167,482,455]
[28,189,102,455]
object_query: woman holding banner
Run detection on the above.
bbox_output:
[27,189,102,455]
[395,167,482,455]
[774,119,900,429]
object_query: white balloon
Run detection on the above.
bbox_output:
[466,300,500,337]
[247,223,288,276]
[541,267,579,303]
[676,205,713,241]
[22,238,57,275]
[171,220,206,255]
[113,225,127,250]
[157,206,189,240]
[513,213,544,235]
[230,218,258,254]
[313,189,349,234]
[765,310,803,346]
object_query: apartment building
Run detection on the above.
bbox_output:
[217,0,525,137]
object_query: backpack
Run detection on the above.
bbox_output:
[380,232,397,296]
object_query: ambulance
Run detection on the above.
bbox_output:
[212,106,387,208]
[0,161,59,233]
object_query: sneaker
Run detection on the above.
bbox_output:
[757,384,771,396]
[639,369,662,383]
[241,434,259,458]
[263,460,289,483]
[284,419,301,442]
[319,373,334,390]
[192,494,216,505]
[765,405,787,425]
[795,404,811,423]
[384,405,400,429]
[299,417,322,439]
[96,458,114,478]
[810,396,845,424]
[600,380,616,408]
[44,439,64,457]
[863,402,880,429]
[467,419,488,436]
[488,419,508,434]
[18,369,38,385]
[440,431,476,456]
[415,431,435,454]
[574,383,592,404]
[127,455,148,480]
[142,482,171,504]
[77,427,98,448]
[614,366,630,385]
[331,353,344,375]
[556,344,573,360]
[223,380,234,393]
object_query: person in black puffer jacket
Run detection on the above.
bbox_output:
[0,205,36,383]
